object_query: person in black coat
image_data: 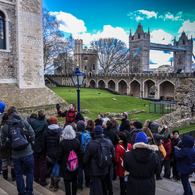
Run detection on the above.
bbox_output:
[95,113,104,126]
[42,117,61,191]
[31,109,48,186]
[57,125,83,195]
[83,125,115,195]
[129,121,143,145]
[124,132,161,195]
[120,112,130,132]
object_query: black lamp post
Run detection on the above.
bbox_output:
[71,65,85,112]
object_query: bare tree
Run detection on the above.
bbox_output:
[90,38,130,74]
[43,8,74,71]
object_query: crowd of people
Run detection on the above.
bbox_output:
[0,101,195,195]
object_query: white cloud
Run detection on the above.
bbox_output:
[150,29,173,44]
[128,10,158,21]
[138,10,158,19]
[51,11,87,35]
[79,25,129,46]
[159,11,183,21]
[178,20,195,56]
[150,51,172,68]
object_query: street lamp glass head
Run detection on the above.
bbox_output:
[71,66,85,87]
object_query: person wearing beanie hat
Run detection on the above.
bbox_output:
[94,125,103,135]
[129,121,143,145]
[83,124,115,195]
[0,102,6,125]
[42,116,61,191]
[135,131,148,144]
[123,131,160,195]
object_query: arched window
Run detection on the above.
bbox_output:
[0,11,5,49]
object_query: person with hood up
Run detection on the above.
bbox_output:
[42,117,61,191]
[123,131,160,195]
[57,125,83,195]
[175,135,195,195]
[150,122,169,180]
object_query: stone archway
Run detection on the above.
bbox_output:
[90,80,96,88]
[144,79,155,98]
[98,80,105,88]
[108,80,115,90]
[159,80,175,100]
[118,80,127,94]
[130,80,140,97]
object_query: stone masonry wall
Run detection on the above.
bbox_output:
[16,0,45,88]
[155,78,195,130]
[0,1,16,81]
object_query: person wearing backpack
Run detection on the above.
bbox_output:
[57,125,83,195]
[1,106,35,195]
[83,125,115,195]
[115,132,132,195]
[31,109,48,186]
[42,117,61,191]
[76,121,91,190]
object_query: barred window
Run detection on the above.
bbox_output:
[0,11,5,49]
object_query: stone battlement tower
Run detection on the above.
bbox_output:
[0,0,67,113]
[74,39,98,75]
[173,31,193,73]
[129,23,150,73]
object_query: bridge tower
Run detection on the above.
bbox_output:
[129,23,150,73]
[173,31,193,72]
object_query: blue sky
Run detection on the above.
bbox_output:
[43,0,195,68]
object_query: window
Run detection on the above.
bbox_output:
[93,64,95,70]
[0,11,5,49]
[85,66,86,70]
[84,57,88,60]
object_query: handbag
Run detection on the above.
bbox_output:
[158,144,166,158]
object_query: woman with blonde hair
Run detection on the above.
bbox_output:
[142,127,156,145]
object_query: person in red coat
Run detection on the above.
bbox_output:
[162,134,172,178]
[115,132,132,195]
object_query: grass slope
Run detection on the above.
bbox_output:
[51,87,164,123]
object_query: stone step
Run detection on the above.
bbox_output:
[0,188,9,195]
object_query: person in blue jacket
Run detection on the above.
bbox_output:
[175,135,195,195]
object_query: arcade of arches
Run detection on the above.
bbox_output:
[88,79,175,100]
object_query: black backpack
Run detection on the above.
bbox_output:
[7,121,30,151]
[95,138,112,168]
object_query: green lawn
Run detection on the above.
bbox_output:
[171,124,195,134]
[51,87,164,124]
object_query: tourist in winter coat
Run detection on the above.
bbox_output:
[115,132,132,195]
[171,130,182,181]
[124,132,161,195]
[31,109,48,186]
[175,135,195,195]
[42,117,61,191]
[162,134,172,178]
[150,122,169,180]
[104,120,118,147]
[129,121,143,145]
[0,113,15,181]
[110,119,120,134]
[86,119,95,140]
[57,125,83,195]
[83,125,115,195]
[120,112,130,132]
